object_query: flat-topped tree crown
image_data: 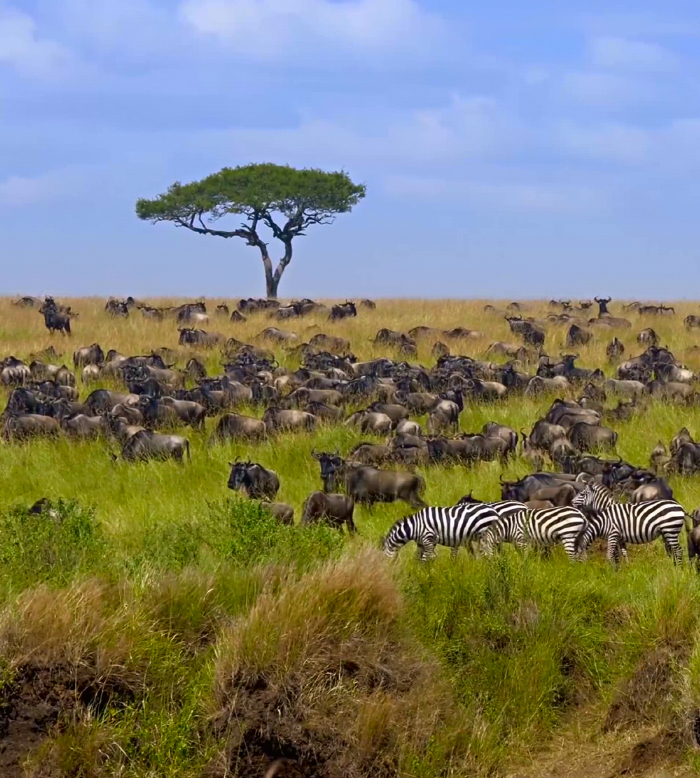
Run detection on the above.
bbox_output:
[136,163,366,298]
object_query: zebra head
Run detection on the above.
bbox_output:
[382,517,412,558]
[572,485,595,511]
[572,481,614,514]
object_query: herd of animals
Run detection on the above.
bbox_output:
[6,294,700,567]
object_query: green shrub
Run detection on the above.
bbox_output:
[0,500,107,592]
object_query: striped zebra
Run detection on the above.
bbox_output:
[382,503,502,560]
[481,505,588,561]
[572,481,685,564]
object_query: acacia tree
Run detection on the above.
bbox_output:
[136,163,366,299]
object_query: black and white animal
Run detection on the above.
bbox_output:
[481,505,588,561]
[382,503,501,560]
[572,481,685,564]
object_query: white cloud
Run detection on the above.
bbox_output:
[0,6,71,78]
[0,173,63,206]
[193,94,515,168]
[558,121,652,164]
[591,37,678,72]
[562,71,650,105]
[384,176,604,213]
[179,0,445,58]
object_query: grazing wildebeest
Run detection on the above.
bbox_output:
[360,299,376,309]
[260,501,294,525]
[117,430,190,462]
[3,414,61,440]
[313,451,425,508]
[178,328,223,348]
[227,461,280,499]
[212,413,267,441]
[301,491,356,532]
[262,407,317,433]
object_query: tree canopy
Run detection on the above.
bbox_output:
[136,163,366,298]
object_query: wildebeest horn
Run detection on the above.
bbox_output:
[499,473,506,483]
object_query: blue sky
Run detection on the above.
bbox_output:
[1,0,700,299]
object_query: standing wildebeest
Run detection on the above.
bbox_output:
[687,510,700,570]
[73,343,104,367]
[227,461,280,500]
[606,338,625,361]
[329,301,357,320]
[301,491,356,532]
[313,451,425,508]
[40,297,72,335]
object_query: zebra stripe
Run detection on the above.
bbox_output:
[382,503,501,560]
[482,505,588,561]
[572,481,685,563]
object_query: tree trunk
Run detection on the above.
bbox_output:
[266,274,280,299]
[263,240,293,299]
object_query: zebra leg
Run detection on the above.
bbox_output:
[561,538,580,562]
[606,534,621,566]
[661,531,683,565]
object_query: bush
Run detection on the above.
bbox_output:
[123,499,345,576]
[0,501,107,592]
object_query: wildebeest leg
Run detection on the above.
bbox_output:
[346,516,357,534]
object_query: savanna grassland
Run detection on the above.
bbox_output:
[2,296,700,778]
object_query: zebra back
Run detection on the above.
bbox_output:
[383,503,501,558]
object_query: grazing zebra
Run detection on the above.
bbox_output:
[481,506,588,560]
[382,503,502,560]
[572,481,686,564]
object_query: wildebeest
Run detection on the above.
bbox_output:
[500,473,581,503]
[178,328,223,348]
[687,510,700,570]
[212,413,267,441]
[117,430,190,462]
[3,414,61,440]
[360,299,376,309]
[329,301,357,320]
[567,422,617,453]
[40,297,72,335]
[73,343,104,367]
[301,491,356,532]
[260,501,294,525]
[262,407,317,433]
[566,324,592,347]
[227,461,280,499]
[606,338,625,360]
[313,452,425,508]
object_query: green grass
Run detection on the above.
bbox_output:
[2,297,700,776]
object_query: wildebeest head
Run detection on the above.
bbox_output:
[312,449,344,491]
[227,460,250,491]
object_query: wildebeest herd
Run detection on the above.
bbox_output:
[5,294,700,567]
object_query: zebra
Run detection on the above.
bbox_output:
[572,481,685,564]
[481,506,589,560]
[382,503,502,560]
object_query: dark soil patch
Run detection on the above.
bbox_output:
[0,662,136,777]
[0,665,78,777]
[607,728,684,777]
[604,647,681,732]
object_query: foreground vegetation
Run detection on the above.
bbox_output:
[2,297,700,776]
